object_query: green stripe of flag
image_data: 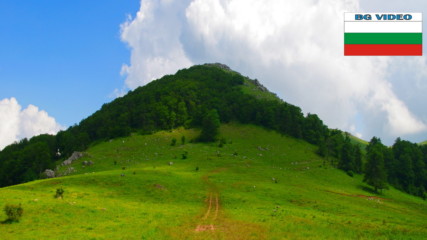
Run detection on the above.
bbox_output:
[344,33,422,44]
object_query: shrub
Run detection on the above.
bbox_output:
[55,188,64,199]
[4,204,23,222]
[181,151,188,159]
[218,138,227,148]
[198,109,220,142]
[181,136,186,145]
[170,138,177,146]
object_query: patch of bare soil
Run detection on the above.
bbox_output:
[195,192,219,232]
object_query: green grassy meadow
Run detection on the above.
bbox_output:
[0,124,426,239]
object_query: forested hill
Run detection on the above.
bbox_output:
[64,63,328,155]
[0,63,326,186]
[0,63,426,199]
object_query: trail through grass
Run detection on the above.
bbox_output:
[0,124,426,239]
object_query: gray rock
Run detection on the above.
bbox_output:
[63,167,75,176]
[253,79,268,92]
[204,63,231,71]
[82,160,94,166]
[44,169,55,178]
[62,152,84,166]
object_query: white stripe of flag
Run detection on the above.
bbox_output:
[345,22,422,33]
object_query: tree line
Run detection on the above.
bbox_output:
[363,137,426,198]
[318,129,426,198]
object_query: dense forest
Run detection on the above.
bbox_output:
[0,64,425,199]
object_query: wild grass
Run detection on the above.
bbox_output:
[240,79,280,102]
[0,124,426,239]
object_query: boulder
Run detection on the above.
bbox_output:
[44,169,55,178]
[82,160,94,166]
[62,152,84,166]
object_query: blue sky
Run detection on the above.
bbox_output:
[1,0,427,149]
[0,1,138,126]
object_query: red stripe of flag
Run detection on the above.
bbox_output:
[344,44,422,56]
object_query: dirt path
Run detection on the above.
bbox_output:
[179,168,266,240]
[195,169,222,233]
[195,192,219,232]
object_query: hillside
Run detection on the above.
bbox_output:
[347,134,368,148]
[1,124,426,239]
[0,63,329,187]
[0,63,426,199]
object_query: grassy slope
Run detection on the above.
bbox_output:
[348,134,369,148]
[0,124,426,240]
[241,79,280,102]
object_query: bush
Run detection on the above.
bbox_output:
[181,151,188,159]
[181,136,186,145]
[218,138,226,148]
[4,204,23,222]
[170,138,177,146]
[198,109,220,142]
[55,188,64,199]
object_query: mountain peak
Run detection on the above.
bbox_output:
[202,62,232,71]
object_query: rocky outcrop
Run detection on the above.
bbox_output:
[62,152,84,166]
[43,169,55,178]
[204,63,231,71]
[253,79,268,92]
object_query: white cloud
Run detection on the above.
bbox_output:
[120,0,193,89]
[0,97,63,150]
[109,88,128,99]
[121,0,427,144]
[0,98,20,150]
[359,0,427,12]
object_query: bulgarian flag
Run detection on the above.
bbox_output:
[344,13,423,56]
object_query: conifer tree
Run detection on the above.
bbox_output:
[338,135,355,173]
[353,145,363,174]
[364,142,387,193]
